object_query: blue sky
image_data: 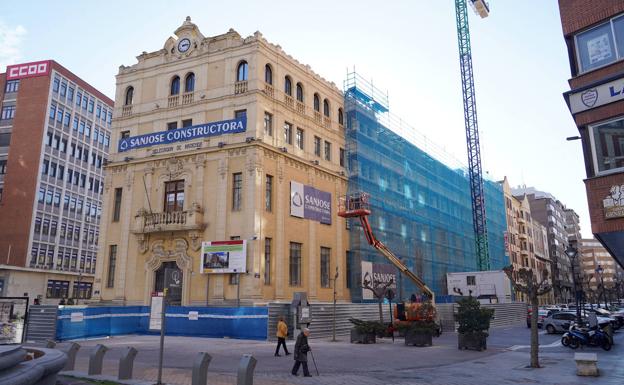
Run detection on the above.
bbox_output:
[1,1,589,235]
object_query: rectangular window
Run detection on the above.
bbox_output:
[591,116,624,174]
[182,119,192,128]
[340,148,346,167]
[58,166,64,180]
[234,110,246,120]
[0,160,6,175]
[265,174,273,212]
[121,130,130,139]
[289,242,302,286]
[296,127,304,149]
[320,247,330,288]
[60,82,67,97]
[324,141,332,161]
[76,91,82,106]
[229,236,241,284]
[46,280,69,298]
[284,122,293,145]
[50,162,57,177]
[5,80,19,93]
[112,188,122,221]
[42,159,49,175]
[167,122,178,131]
[50,104,56,120]
[264,238,272,285]
[575,20,617,73]
[42,219,50,235]
[88,99,94,113]
[67,87,74,102]
[314,136,321,156]
[164,180,185,212]
[56,107,63,123]
[467,275,476,286]
[34,217,42,233]
[72,117,78,130]
[1,106,16,120]
[82,95,88,109]
[232,172,242,211]
[264,112,273,136]
[79,121,85,134]
[96,105,101,118]
[0,133,10,146]
[60,139,67,153]
[107,245,117,288]
[53,77,60,92]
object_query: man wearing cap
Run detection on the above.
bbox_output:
[291,328,312,377]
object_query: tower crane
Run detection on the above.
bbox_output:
[455,0,490,270]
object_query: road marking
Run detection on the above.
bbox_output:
[507,340,561,351]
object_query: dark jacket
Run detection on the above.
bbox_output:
[294,332,310,362]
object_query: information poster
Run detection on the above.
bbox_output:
[200,240,247,274]
[149,294,164,331]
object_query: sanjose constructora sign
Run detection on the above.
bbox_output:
[118,117,246,152]
[290,181,332,224]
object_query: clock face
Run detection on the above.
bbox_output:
[178,38,191,53]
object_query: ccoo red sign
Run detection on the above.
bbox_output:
[6,60,51,80]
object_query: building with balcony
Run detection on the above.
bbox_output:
[93,18,348,306]
[559,1,624,269]
[0,60,112,303]
[501,177,551,303]
[580,238,624,303]
[513,186,574,303]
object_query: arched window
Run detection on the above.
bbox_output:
[323,99,330,117]
[184,73,195,92]
[338,108,344,125]
[314,94,320,112]
[265,64,273,85]
[237,61,248,81]
[284,76,292,96]
[124,86,134,106]
[296,83,304,102]
[170,76,180,95]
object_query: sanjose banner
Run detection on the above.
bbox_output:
[118,117,246,152]
[290,181,332,224]
[361,261,398,300]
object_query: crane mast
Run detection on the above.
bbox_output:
[455,0,490,271]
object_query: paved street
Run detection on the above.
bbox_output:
[56,326,624,385]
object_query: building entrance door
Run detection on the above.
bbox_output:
[155,261,183,305]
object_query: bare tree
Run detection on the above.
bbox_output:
[503,265,552,368]
[362,274,394,324]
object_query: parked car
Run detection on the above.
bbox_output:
[543,311,611,334]
[543,312,576,334]
[588,307,623,329]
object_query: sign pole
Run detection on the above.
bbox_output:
[205,274,210,307]
[237,273,241,307]
[156,289,167,385]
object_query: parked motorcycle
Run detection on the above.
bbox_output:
[565,323,612,351]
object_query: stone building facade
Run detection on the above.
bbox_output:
[93,18,349,305]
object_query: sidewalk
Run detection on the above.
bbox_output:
[57,326,624,385]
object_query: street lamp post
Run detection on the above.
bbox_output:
[565,245,581,324]
[596,265,606,308]
[331,266,339,342]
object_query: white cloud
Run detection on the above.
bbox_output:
[0,22,27,71]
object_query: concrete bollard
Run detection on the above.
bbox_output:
[88,344,108,375]
[62,342,80,371]
[45,340,56,349]
[237,354,257,385]
[118,346,138,380]
[191,352,212,385]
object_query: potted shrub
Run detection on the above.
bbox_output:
[455,297,494,351]
[402,302,437,347]
[349,318,384,344]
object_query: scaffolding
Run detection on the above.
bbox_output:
[344,71,506,301]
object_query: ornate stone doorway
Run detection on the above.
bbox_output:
[144,238,192,305]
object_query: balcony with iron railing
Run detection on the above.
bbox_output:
[323,116,331,128]
[235,81,248,94]
[133,205,205,234]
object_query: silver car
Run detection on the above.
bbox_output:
[543,312,576,334]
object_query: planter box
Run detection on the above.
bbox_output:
[405,329,433,347]
[350,328,376,344]
[458,333,487,351]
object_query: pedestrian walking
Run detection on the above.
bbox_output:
[291,328,312,377]
[275,316,290,356]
